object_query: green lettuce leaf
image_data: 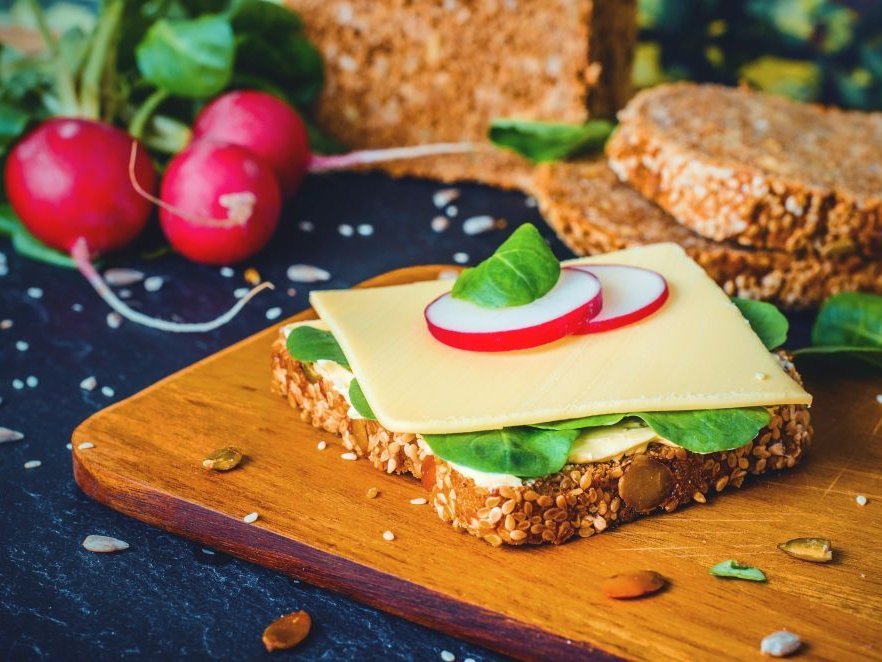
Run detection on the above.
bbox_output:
[709,560,767,582]
[732,297,788,350]
[348,379,376,420]
[534,413,627,431]
[423,427,579,478]
[285,326,350,369]
[451,223,560,308]
[488,118,614,163]
[794,292,882,368]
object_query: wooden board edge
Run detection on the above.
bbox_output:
[71,450,616,661]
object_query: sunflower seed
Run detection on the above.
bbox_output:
[778,537,833,563]
[462,215,495,236]
[103,268,144,286]
[287,264,330,283]
[202,447,243,471]
[760,631,801,657]
[23,460,41,469]
[262,610,311,652]
[0,427,24,443]
[80,376,98,391]
[144,276,164,292]
[432,188,460,208]
[341,452,358,461]
[243,512,259,523]
[82,534,129,553]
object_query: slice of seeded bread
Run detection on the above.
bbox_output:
[272,334,812,546]
[605,83,882,258]
[531,160,882,310]
[286,0,635,184]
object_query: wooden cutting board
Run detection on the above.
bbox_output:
[72,265,882,661]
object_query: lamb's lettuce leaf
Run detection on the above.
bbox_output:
[488,118,614,163]
[285,325,350,369]
[451,223,560,309]
[348,379,376,420]
[795,292,882,368]
[732,297,788,350]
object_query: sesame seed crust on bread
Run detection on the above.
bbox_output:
[606,83,882,258]
[285,0,636,181]
[532,160,882,310]
[272,335,812,546]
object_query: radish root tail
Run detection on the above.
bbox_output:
[308,142,483,173]
[71,238,273,333]
[128,141,252,228]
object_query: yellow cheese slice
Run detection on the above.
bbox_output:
[310,243,811,434]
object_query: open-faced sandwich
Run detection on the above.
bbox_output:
[272,224,813,546]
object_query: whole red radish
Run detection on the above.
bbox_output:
[158,141,281,264]
[4,118,156,255]
[192,90,310,196]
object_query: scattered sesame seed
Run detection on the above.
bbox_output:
[1,319,12,330]
[101,386,115,398]
[266,307,282,321]
[243,512,259,523]
[317,440,327,450]
[25,376,38,388]
[431,216,450,233]
[366,487,379,499]
[760,631,801,657]
[27,287,43,299]
[0,427,24,443]
[338,224,354,237]
[754,372,767,381]
[287,264,330,283]
[409,497,428,505]
[118,288,132,300]
[876,394,882,404]
[233,287,250,299]
[78,442,95,450]
[357,223,374,236]
[80,376,98,391]
[287,288,297,297]
[341,452,358,461]
[106,312,122,329]
[144,276,164,292]
[432,188,460,208]
[382,530,395,541]
[440,650,455,661]
[12,379,24,390]
[0,264,7,277]
[82,534,129,553]
[103,268,144,286]
[462,215,495,235]
[525,195,537,208]
[445,205,459,218]
[72,303,83,312]
[465,658,476,662]
[24,460,41,469]
[66,443,73,450]
[201,548,216,555]
[298,220,315,232]
[856,495,868,506]
[453,252,469,264]
[220,267,235,277]
[15,340,28,351]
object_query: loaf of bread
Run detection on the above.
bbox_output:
[532,160,882,310]
[606,83,882,258]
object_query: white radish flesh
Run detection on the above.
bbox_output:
[570,264,668,333]
[425,268,602,352]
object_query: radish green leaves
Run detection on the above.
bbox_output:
[452,223,560,308]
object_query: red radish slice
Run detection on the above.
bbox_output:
[570,264,668,333]
[425,267,602,352]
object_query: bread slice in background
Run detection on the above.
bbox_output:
[286,0,636,183]
[532,160,882,310]
[272,334,811,546]
[606,83,882,258]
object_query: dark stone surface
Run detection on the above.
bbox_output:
[0,172,565,660]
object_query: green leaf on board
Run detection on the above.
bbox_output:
[709,560,767,582]
[732,297,789,350]
[488,118,615,163]
[348,379,376,420]
[285,325,350,370]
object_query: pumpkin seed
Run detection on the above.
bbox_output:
[262,610,311,652]
[202,447,244,471]
[777,537,833,563]
[83,534,129,553]
[709,559,767,582]
[601,570,666,599]
[0,427,24,444]
[618,455,675,513]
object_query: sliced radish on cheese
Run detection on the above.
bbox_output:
[570,264,668,333]
[425,267,602,351]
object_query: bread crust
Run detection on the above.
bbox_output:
[606,83,882,258]
[532,160,882,310]
[272,336,812,546]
